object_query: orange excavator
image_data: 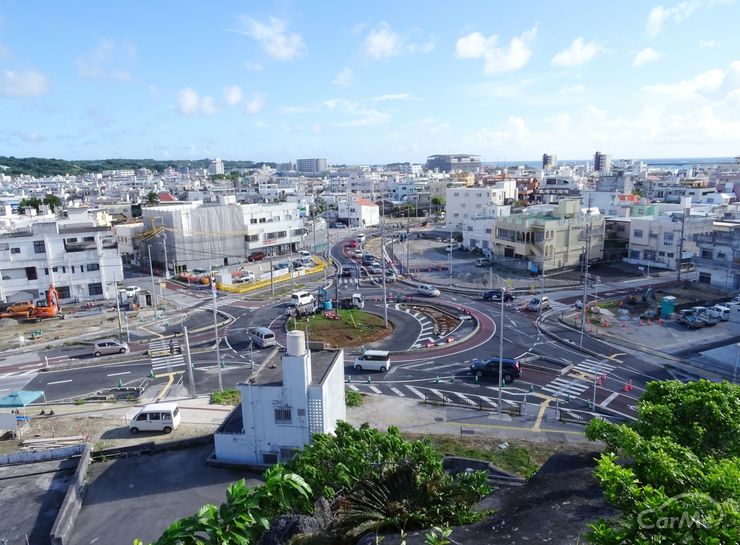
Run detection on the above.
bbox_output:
[29,285,63,321]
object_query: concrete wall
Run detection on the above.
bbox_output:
[49,444,91,545]
[0,443,84,466]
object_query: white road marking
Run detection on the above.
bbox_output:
[390,387,405,397]
[46,379,73,385]
[347,384,360,392]
[405,385,426,399]
[106,371,131,377]
[601,392,620,407]
[368,385,382,394]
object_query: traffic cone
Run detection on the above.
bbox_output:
[367,377,372,384]
[601,373,607,382]
[449,376,454,383]
[627,379,634,392]
[435,376,440,383]
[623,381,630,392]
[474,375,479,384]
[148,370,155,378]
[346,376,352,383]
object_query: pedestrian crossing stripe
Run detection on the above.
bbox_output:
[540,377,590,396]
[405,385,426,399]
[0,369,38,379]
[390,386,405,397]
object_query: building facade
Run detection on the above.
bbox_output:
[542,153,557,170]
[693,221,740,289]
[337,197,380,228]
[213,331,346,466]
[425,154,481,173]
[491,199,605,273]
[296,158,328,174]
[594,151,612,173]
[0,221,123,303]
[445,185,513,230]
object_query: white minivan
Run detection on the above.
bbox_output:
[354,350,391,372]
[247,326,276,348]
[130,403,181,434]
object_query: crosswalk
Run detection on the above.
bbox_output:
[540,358,616,397]
[346,382,503,409]
[0,369,38,380]
[148,339,186,375]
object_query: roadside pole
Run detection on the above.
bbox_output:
[183,326,197,398]
[269,253,275,295]
[211,277,223,392]
[380,213,388,328]
[147,244,158,314]
[115,292,124,342]
[497,292,504,416]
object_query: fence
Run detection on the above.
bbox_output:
[217,259,327,294]
[423,391,522,415]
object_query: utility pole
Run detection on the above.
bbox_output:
[449,226,453,285]
[147,244,158,314]
[497,290,504,416]
[183,326,196,398]
[115,291,124,342]
[579,209,592,348]
[269,252,275,295]
[405,203,410,276]
[211,277,223,392]
[677,206,688,281]
[161,218,170,280]
[380,206,388,328]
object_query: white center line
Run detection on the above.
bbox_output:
[46,379,73,385]
[106,371,131,377]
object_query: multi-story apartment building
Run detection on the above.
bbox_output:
[142,201,306,273]
[336,197,380,228]
[0,221,123,303]
[624,212,714,272]
[693,220,740,289]
[594,151,612,173]
[425,154,481,173]
[491,199,605,273]
[296,158,328,174]
[445,183,515,230]
[207,158,225,176]
[537,175,582,202]
[542,153,557,170]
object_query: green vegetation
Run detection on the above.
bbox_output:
[210,389,240,405]
[0,156,276,177]
[18,194,62,213]
[344,389,364,407]
[150,423,490,545]
[287,309,389,347]
[585,380,740,544]
[145,191,159,206]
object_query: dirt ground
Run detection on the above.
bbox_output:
[0,403,221,455]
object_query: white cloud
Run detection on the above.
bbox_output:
[0,70,50,97]
[643,68,726,98]
[223,85,243,106]
[551,37,602,67]
[455,26,537,76]
[244,61,263,72]
[646,2,699,38]
[279,105,317,115]
[245,93,265,114]
[362,22,435,59]
[234,16,306,60]
[369,93,410,102]
[558,84,586,95]
[699,39,722,48]
[332,67,352,86]
[633,47,663,67]
[178,88,218,115]
[77,38,137,80]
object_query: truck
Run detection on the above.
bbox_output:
[337,293,364,309]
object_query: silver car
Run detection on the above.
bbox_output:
[93,339,129,357]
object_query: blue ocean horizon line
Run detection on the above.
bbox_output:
[482,156,738,168]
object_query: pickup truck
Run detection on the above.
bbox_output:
[677,310,704,329]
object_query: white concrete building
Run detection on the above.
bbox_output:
[337,197,380,228]
[208,158,225,176]
[693,220,740,289]
[0,221,123,303]
[213,331,346,466]
[445,184,514,230]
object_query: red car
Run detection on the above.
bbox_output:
[248,251,266,262]
[344,240,358,248]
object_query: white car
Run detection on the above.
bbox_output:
[368,263,383,275]
[527,296,551,311]
[417,284,441,297]
[123,286,141,297]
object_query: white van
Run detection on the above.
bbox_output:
[247,326,276,348]
[356,233,366,243]
[130,403,181,434]
[707,305,730,321]
[290,291,315,307]
[354,350,391,372]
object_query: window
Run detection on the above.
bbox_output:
[274,408,292,424]
[79,265,84,273]
[25,267,38,280]
[629,250,640,259]
[250,218,257,224]
[280,447,298,461]
[88,282,103,296]
[263,453,278,465]
[62,266,66,273]
[45,268,49,275]
[297,408,306,417]
[83,236,94,242]
[634,230,643,238]
[663,233,674,242]
[701,250,712,259]
[52,266,58,272]
[57,286,71,299]
[71,266,75,273]
[66,238,77,243]
[10,247,20,254]
[149,412,161,421]
[617,225,626,232]
[87,263,100,271]
[34,240,45,253]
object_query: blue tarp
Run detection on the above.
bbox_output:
[0,390,44,407]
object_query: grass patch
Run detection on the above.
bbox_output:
[287,308,391,347]
[404,434,600,479]
[210,389,241,405]
[345,390,364,407]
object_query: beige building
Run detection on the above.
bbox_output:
[491,199,605,273]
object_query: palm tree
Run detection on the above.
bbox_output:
[145,191,159,206]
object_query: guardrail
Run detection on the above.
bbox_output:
[423,392,522,415]
[217,258,327,294]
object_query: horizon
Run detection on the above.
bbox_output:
[1,1,739,162]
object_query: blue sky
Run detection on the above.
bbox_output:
[1,1,739,164]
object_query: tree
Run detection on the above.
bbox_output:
[43,193,62,211]
[431,196,444,211]
[18,196,42,213]
[146,191,159,205]
[585,380,740,545]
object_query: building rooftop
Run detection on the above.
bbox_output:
[244,347,343,388]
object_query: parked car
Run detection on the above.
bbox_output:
[93,339,129,357]
[385,269,397,282]
[527,296,551,311]
[352,249,363,258]
[123,286,141,297]
[483,289,514,302]
[707,305,730,321]
[475,257,492,267]
[248,251,266,262]
[470,357,521,383]
[417,284,441,297]
[368,263,383,275]
[677,309,704,329]
[341,265,354,278]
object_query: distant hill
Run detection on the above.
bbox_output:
[0,156,274,177]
